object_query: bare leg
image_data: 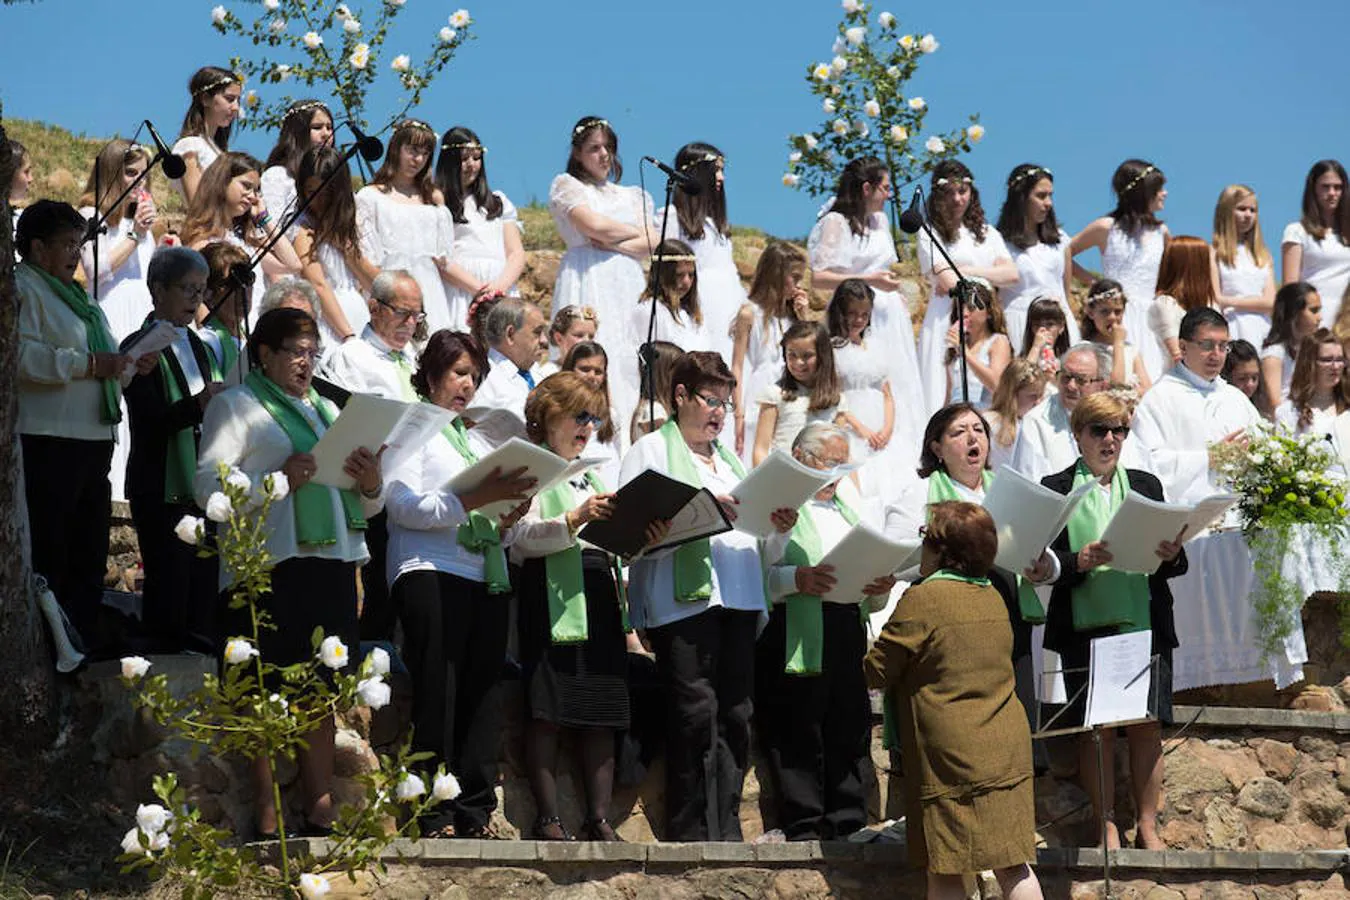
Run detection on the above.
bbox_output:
[1079,730,1119,849]
[925,872,969,900]
[253,755,278,835]
[300,715,337,827]
[1126,722,1164,849]
[994,864,1044,900]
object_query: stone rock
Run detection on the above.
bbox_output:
[438,888,470,900]
[1159,817,1206,849]
[1296,736,1339,764]
[1207,739,1241,751]
[1199,882,1257,900]
[1252,823,1302,851]
[188,755,233,794]
[1299,783,1347,828]
[546,883,625,900]
[1165,741,1235,796]
[1203,797,1248,849]
[323,870,379,898]
[1235,777,1292,819]
[343,705,372,740]
[766,870,832,900]
[1253,739,1300,781]
[1145,889,1185,900]
[1252,886,1294,900]
[1190,740,1265,790]
[1337,676,1350,703]
[1289,686,1345,713]
[687,867,772,900]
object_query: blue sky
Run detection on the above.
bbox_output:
[2,0,1344,275]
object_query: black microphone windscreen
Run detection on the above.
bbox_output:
[161,154,187,180]
[359,137,384,162]
[899,209,924,234]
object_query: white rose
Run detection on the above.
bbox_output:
[263,0,279,8]
[802,133,819,150]
[298,873,331,900]
[269,17,287,33]
[431,770,462,801]
[344,17,361,33]
[899,34,915,50]
[319,635,348,669]
[845,26,866,46]
[966,124,985,142]
[449,8,470,27]
[356,676,391,709]
[204,491,232,523]
[136,803,173,835]
[822,98,836,114]
[391,54,411,72]
[224,638,259,666]
[303,31,323,48]
[925,136,945,154]
[349,43,370,69]
[908,96,926,110]
[120,827,167,856]
[832,119,849,136]
[225,471,251,495]
[263,471,290,502]
[439,26,456,42]
[395,772,426,801]
[830,55,847,75]
[782,173,800,188]
[878,11,896,28]
[388,0,406,6]
[335,3,351,18]
[275,63,293,81]
[863,98,881,117]
[268,692,289,713]
[121,656,151,680]
[788,151,802,163]
[920,33,939,53]
[841,0,861,11]
[365,646,391,676]
[174,515,203,546]
[886,65,900,78]
[812,62,831,81]
[210,5,228,25]
[889,124,909,143]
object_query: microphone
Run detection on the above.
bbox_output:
[898,188,925,234]
[144,119,186,179]
[642,156,701,195]
[345,121,384,162]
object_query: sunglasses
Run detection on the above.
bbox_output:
[1086,423,1130,440]
[573,411,603,427]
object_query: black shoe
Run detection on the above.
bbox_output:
[579,817,620,842]
[531,815,574,841]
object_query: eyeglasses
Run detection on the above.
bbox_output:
[1186,339,1232,354]
[1086,423,1130,440]
[1058,372,1103,387]
[39,236,83,254]
[1316,357,1346,366]
[573,411,603,427]
[174,283,210,299]
[694,392,735,413]
[376,297,428,324]
[278,344,321,363]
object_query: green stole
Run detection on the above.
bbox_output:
[535,469,628,643]
[206,320,241,375]
[1066,461,1151,633]
[926,469,1045,624]
[243,370,367,545]
[657,419,746,601]
[149,316,222,504]
[779,493,860,675]
[440,417,511,595]
[925,568,993,587]
[26,263,121,424]
[388,349,417,401]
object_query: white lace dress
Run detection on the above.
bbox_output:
[809,210,923,421]
[1003,229,1080,351]
[446,191,522,331]
[916,224,1011,415]
[736,308,790,465]
[1281,221,1350,326]
[655,205,746,361]
[1218,245,1273,348]
[170,135,221,200]
[945,334,998,406]
[834,337,917,497]
[1101,222,1166,381]
[355,186,456,335]
[298,214,371,352]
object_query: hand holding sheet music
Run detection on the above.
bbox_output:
[310,394,455,489]
[1097,491,1237,574]
[579,469,732,558]
[816,525,922,604]
[446,437,608,520]
[731,449,855,539]
[982,466,1095,571]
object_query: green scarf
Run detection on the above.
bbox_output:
[27,263,121,424]
[779,493,859,675]
[244,370,367,545]
[1066,461,1151,633]
[441,417,511,595]
[205,319,241,375]
[925,568,993,587]
[388,349,416,402]
[926,469,1045,624]
[152,318,223,504]
[658,418,746,601]
[536,469,628,643]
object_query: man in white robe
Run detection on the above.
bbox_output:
[321,270,421,402]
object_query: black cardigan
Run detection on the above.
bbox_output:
[1040,462,1188,655]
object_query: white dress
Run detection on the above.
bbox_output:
[1218,245,1273,348]
[1281,221,1350,326]
[916,224,1011,415]
[946,334,998,406]
[1261,343,1296,401]
[809,210,924,423]
[737,308,790,465]
[1003,229,1080,351]
[170,136,220,199]
[355,186,457,336]
[1101,222,1166,382]
[261,166,298,226]
[834,338,918,497]
[655,205,746,361]
[446,191,522,331]
[618,300,709,441]
[299,214,371,351]
[754,384,848,455]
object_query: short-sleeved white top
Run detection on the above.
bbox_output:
[1282,221,1350,326]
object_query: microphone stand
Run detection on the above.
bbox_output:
[83,126,174,301]
[904,188,973,405]
[643,165,678,432]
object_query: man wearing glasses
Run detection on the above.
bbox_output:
[1011,343,1148,483]
[1132,308,1260,504]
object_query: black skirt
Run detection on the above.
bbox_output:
[517,550,630,729]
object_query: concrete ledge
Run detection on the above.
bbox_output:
[1173,704,1350,731]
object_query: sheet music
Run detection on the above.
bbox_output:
[983,466,1095,571]
[1085,631,1153,726]
[815,525,920,603]
[646,489,731,553]
[731,449,855,539]
[1098,491,1238,574]
[118,320,179,386]
[446,437,606,520]
[311,395,453,489]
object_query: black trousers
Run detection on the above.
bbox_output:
[647,606,759,841]
[22,435,113,649]
[130,495,219,653]
[755,603,870,840]
[358,511,393,642]
[393,570,508,830]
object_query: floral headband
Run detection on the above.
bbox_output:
[935,175,973,187]
[655,253,697,263]
[284,100,330,121]
[1008,165,1052,189]
[395,118,436,136]
[679,152,723,172]
[193,73,240,97]
[555,304,600,327]
[573,118,610,136]
[1088,286,1124,304]
[1120,164,1158,195]
[442,140,486,153]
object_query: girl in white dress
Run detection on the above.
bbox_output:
[182,152,302,326]
[1019,298,1071,379]
[434,126,526,329]
[1148,235,1221,364]
[996,163,1078,351]
[1081,280,1151,390]
[261,100,334,230]
[985,359,1049,473]
[293,145,379,348]
[1071,159,1171,382]
[730,241,809,458]
[751,321,855,465]
[630,340,682,446]
[78,139,157,341]
[625,240,708,429]
[549,116,654,351]
[172,66,241,203]
[1274,331,1350,476]
[809,156,927,425]
[1212,184,1276,348]
[356,119,458,336]
[540,305,598,377]
[916,160,1018,415]
[655,142,746,361]
[1261,282,1322,414]
[944,279,1012,407]
[1282,160,1350,326]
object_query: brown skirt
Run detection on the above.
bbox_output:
[909,777,1036,874]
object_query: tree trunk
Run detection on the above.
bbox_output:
[0,117,58,749]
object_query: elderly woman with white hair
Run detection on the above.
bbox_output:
[756,422,894,841]
[258,275,322,323]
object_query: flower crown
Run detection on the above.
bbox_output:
[1008,165,1052,189]
[442,140,486,153]
[394,118,436,136]
[555,304,599,325]
[679,152,723,172]
[193,73,240,97]
[284,100,330,121]
[1088,285,1124,305]
[573,118,610,136]
[935,175,973,187]
[654,253,697,263]
[1120,164,1158,196]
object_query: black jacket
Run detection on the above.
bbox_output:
[1040,463,1188,655]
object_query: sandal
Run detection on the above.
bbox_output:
[531,815,575,841]
[580,816,622,842]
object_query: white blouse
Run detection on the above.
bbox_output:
[171,136,221,197]
[451,191,521,264]
[1282,221,1350,326]
[1003,230,1069,311]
